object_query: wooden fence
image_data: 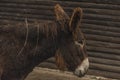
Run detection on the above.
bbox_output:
[0,0,120,79]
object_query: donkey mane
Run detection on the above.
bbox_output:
[0,20,69,39]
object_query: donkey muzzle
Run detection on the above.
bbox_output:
[74,58,89,77]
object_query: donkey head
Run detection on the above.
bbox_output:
[54,4,89,77]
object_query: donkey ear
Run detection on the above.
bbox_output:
[54,4,69,21]
[69,8,83,31]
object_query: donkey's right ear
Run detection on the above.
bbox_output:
[54,4,69,21]
[69,8,83,31]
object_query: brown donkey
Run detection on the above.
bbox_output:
[0,4,89,80]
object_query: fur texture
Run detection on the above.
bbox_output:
[0,4,88,80]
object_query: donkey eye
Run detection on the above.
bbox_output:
[77,40,83,44]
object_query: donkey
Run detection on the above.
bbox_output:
[0,4,89,80]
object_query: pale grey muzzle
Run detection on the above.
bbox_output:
[74,58,89,77]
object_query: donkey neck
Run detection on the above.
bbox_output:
[0,21,58,80]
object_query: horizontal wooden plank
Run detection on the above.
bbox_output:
[83,8,120,16]
[88,69,120,79]
[59,0,120,5]
[83,14,120,22]
[82,23,120,33]
[88,51,120,61]
[38,62,58,69]
[0,6,119,22]
[83,19,120,27]
[89,57,120,66]
[46,58,55,63]
[38,61,120,79]
[87,45,120,55]
[0,3,120,16]
[87,40,120,49]
[0,0,120,10]
[86,34,120,44]
[39,61,120,74]
[83,29,120,38]
[90,63,120,73]
[0,2,53,10]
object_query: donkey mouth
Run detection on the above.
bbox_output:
[74,58,89,77]
[74,68,88,77]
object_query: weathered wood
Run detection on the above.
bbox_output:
[87,45,120,55]
[83,29,120,38]
[88,51,120,61]
[82,23,120,33]
[87,40,120,49]
[38,62,58,69]
[89,57,120,66]
[88,69,120,79]
[0,3,53,10]
[83,8,120,16]
[0,6,120,22]
[90,63,120,73]
[0,3,120,16]
[39,62,120,74]
[0,0,120,10]
[38,61,120,79]
[86,34,120,44]
[83,14,120,22]
[83,19,120,27]
[26,67,101,80]
[59,0,120,5]
[46,57,55,63]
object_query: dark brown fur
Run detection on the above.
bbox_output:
[0,4,88,80]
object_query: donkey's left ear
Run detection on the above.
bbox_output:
[69,8,83,31]
[54,4,69,21]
